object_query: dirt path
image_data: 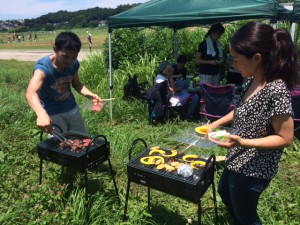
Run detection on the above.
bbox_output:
[0,49,90,61]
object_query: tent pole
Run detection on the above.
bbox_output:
[173,29,178,62]
[270,16,277,29]
[108,29,113,120]
[295,22,300,46]
[291,22,296,42]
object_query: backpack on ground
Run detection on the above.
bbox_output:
[123,74,148,100]
[145,85,166,125]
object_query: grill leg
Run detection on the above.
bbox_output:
[147,187,151,211]
[85,170,88,201]
[84,169,91,224]
[123,181,131,220]
[39,159,43,184]
[198,199,202,225]
[107,158,119,201]
[212,180,218,224]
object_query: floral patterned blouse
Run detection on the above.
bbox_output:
[226,78,293,180]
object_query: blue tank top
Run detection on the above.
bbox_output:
[33,55,79,115]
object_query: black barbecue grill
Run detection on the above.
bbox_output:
[37,128,118,200]
[124,138,218,225]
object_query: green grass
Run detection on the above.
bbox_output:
[0,57,299,225]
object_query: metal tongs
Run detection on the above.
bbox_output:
[52,130,70,144]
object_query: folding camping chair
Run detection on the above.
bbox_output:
[291,85,300,139]
[146,81,191,125]
[159,80,197,120]
[199,83,235,121]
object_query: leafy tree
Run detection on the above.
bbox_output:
[22,4,140,30]
[43,24,55,31]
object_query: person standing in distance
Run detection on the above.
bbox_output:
[88,33,92,52]
[195,23,225,86]
[26,31,102,135]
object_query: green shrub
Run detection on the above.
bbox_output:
[103,25,240,76]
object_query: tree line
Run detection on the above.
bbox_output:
[18,4,139,32]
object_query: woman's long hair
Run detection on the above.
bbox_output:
[230,22,300,89]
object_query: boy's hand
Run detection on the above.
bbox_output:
[89,94,102,104]
[37,113,52,133]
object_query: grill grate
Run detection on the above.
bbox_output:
[37,133,110,172]
[128,149,206,185]
[124,139,218,225]
[127,148,214,203]
[37,132,119,203]
[38,135,104,157]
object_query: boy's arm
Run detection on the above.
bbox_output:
[25,70,52,133]
[72,72,102,103]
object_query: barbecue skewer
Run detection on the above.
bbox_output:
[178,138,200,156]
[101,98,115,101]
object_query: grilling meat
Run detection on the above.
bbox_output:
[58,139,84,151]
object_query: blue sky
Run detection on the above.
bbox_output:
[0,0,149,20]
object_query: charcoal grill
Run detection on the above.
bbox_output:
[124,138,218,225]
[37,128,118,200]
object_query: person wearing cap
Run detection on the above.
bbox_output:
[154,61,199,120]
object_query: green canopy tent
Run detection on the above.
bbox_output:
[292,0,300,42]
[294,0,300,19]
[109,0,278,29]
[106,0,287,118]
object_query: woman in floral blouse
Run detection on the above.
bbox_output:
[206,22,299,225]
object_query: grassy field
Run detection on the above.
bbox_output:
[0,53,299,225]
[0,28,107,51]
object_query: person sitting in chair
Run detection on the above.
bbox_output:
[172,55,188,81]
[155,61,199,120]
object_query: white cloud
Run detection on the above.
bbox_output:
[0,0,149,20]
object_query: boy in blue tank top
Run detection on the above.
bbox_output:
[26,32,102,135]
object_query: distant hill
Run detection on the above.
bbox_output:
[1,4,139,32]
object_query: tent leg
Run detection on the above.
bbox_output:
[108,30,113,120]
[296,22,300,45]
[173,29,178,62]
[291,22,296,42]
